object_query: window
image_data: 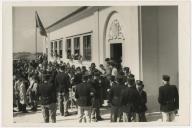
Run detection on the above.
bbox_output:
[51,42,53,57]
[66,39,71,59]
[83,35,91,60]
[46,48,48,55]
[54,41,57,57]
[74,37,80,60]
[59,40,63,58]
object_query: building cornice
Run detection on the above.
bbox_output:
[46,6,88,31]
[46,6,109,33]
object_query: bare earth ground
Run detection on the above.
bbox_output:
[13,105,179,124]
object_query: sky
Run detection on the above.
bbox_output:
[13,6,80,53]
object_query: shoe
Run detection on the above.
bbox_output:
[31,108,37,111]
[22,110,28,113]
[97,117,104,121]
[91,117,97,122]
[64,111,69,116]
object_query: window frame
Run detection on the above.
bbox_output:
[66,38,72,59]
[83,34,92,61]
[73,37,80,60]
[50,42,53,57]
[59,40,63,58]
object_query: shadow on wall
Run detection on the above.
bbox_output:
[146,95,160,113]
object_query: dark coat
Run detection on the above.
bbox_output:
[158,84,179,112]
[75,82,93,107]
[89,79,103,107]
[120,86,140,113]
[73,73,82,85]
[90,79,102,99]
[39,81,57,105]
[108,83,125,107]
[137,90,147,113]
[55,71,70,93]
[101,77,110,99]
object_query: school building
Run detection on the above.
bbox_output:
[43,6,179,112]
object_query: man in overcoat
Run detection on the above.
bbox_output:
[158,75,179,122]
[75,75,94,123]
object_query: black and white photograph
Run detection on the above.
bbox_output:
[1,0,191,127]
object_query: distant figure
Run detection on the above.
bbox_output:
[75,75,94,123]
[108,75,125,122]
[135,80,147,122]
[27,75,39,111]
[111,62,118,79]
[98,64,106,74]
[14,76,28,113]
[55,65,70,116]
[90,72,103,122]
[120,78,139,122]
[158,75,179,122]
[104,61,112,80]
[39,74,57,123]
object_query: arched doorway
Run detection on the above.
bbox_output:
[104,12,125,65]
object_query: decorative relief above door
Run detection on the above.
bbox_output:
[108,19,125,41]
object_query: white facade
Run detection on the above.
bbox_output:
[44,6,178,112]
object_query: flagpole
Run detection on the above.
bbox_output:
[35,11,37,59]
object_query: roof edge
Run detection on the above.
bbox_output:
[46,6,88,30]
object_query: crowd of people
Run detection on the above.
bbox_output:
[13,55,179,123]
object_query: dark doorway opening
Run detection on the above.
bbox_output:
[110,43,122,63]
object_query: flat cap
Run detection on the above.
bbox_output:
[162,75,170,82]
[128,78,135,86]
[136,80,143,85]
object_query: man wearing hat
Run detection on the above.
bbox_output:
[14,76,28,113]
[90,71,103,121]
[108,75,125,122]
[158,75,179,122]
[75,74,94,123]
[135,80,147,122]
[73,67,83,85]
[27,75,39,111]
[55,65,70,116]
[120,78,140,122]
[39,74,57,123]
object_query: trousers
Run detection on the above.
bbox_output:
[57,92,69,116]
[135,112,147,122]
[41,103,57,123]
[110,106,121,122]
[161,111,176,122]
[122,112,136,122]
[78,106,91,123]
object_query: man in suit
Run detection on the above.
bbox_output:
[108,75,125,122]
[90,72,103,121]
[27,75,39,111]
[158,75,179,122]
[14,76,28,113]
[75,75,94,123]
[39,74,57,123]
[73,67,82,85]
[120,78,140,122]
[135,80,147,122]
[55,65,71,116]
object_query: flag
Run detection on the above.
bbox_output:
[35,11,47,37]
